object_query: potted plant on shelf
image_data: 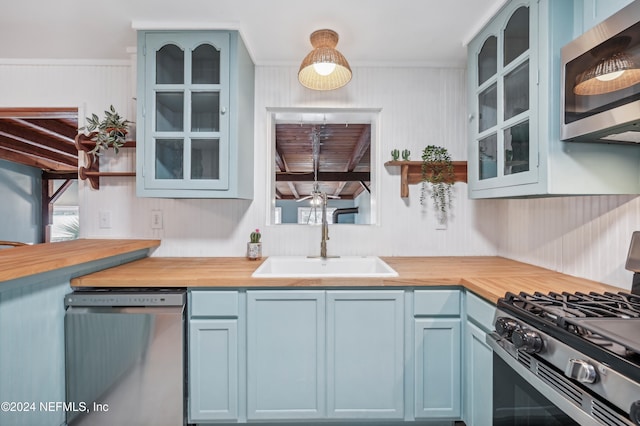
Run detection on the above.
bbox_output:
[80,105,132,156]
[247,229,262,260]
[420,145,456,223]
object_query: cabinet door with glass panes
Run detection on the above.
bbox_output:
[467,1,539,197]
[138,31,230,193]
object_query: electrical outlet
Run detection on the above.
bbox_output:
[99,210,111,229]
[151,210,163,229]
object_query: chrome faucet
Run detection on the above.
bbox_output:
[320,192,329,258]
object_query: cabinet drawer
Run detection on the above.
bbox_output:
[414,290,460,316]
[190,291,238,317]
[466,291,495,331]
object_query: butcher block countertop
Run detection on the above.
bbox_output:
[0,239,160,283]
[70,255,626,303]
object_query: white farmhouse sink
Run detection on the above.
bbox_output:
[252,256,398,278]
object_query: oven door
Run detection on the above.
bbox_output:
[493,353,578,425]
[487,332,603,426]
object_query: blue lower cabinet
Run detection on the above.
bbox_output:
[188,319,238,422]
[414,318,462,419]
[246,291,326,420]
[464,321,493,426]
[187,288,470,424]
[326,290,405,419]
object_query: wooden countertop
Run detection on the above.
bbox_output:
[0,239,160,283]
[70,255,627,303]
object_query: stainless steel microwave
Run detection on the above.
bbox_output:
[561,0,640,144]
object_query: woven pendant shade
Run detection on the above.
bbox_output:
[298,29,352,91]
[574,36,640,95]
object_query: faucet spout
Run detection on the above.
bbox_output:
[320,192,329,258]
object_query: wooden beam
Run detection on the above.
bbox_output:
[0,107,78,120]
[0,120,78,156]
[0,146,76,171]
[346,126,370,171]
[0,134,77,167]
[24,118,77,140]
[333,182,347,197]
[43,172,78,180]
[276,171,370,182]
[274,146,287,172]
[287,182,299,199]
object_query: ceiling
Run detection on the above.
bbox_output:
[275,123,370,200]
[0,0,506,67]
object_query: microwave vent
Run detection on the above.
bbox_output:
[601,131,640,144]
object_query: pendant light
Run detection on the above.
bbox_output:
[574,36,640,96]
[298,29,352,91]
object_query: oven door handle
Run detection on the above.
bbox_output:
[486,332,605,426]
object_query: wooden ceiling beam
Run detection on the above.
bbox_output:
[0,146,75,171]
[345,126,371,172]
[333,181,347,197]
[0,134,77,168]
[0,120,77,156]
[24,118,77,140]
[288,182,299,199]
[276,171,370,182]
[274,145,287,172]
[0,107,78,120]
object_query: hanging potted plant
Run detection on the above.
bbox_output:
[420,145,456,223]
[80,105,132,156]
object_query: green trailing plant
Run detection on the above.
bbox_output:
[420,145,455,220]
[250,228,261,243]
[80,105,132,156]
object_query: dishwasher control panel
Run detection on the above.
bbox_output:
[65,290,186,307]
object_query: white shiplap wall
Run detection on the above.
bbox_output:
[497,195,640,290]
[0,59,499,258]
[3,59,637,290]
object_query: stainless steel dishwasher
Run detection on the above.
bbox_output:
[64,289,186,426]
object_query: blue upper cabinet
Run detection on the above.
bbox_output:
[467,0,640,198]
[136,30,254,198]
[580,0,634,33]
[469,1,538,195]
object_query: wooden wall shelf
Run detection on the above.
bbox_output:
[384,160,468,198]
[75,133,136,190]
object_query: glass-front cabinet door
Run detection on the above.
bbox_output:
[142,32,230,191]
[468,1,539,194]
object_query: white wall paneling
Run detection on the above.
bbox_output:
[0,61,499,258]
[3,59,638,289]
[497,195,640,290]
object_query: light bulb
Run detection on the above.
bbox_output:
[596,70,625,81]
[313,62,336,76]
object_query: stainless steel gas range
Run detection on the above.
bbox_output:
[487,291,640,426]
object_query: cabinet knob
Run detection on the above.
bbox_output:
[468,114,474,122]
[221,107,227,115]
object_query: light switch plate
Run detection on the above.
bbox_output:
[151,210,163,229]
[98,210,111,229]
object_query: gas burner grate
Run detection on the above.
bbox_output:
[508,291,640,320]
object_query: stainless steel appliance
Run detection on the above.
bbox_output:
[561,0,640,144]
[64,289,186,426]
[488,291,640,425]
[625,231,640,294]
